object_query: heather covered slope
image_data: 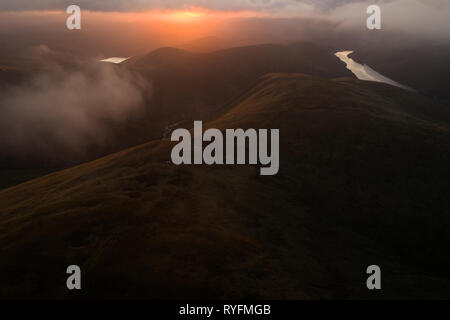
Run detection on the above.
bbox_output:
[1,74,450,299]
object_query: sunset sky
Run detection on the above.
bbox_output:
[0,0,449,22]
[0,0,449,61]
[0,0,447,12]
[0,1,449,36]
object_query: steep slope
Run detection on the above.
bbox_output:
[1,74,449,299]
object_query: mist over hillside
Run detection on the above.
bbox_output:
[0,49,149,161]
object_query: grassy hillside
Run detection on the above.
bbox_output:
[1,74,449,299]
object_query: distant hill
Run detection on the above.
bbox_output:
[0,42,353,190]
[1,74,449,299]
[176,36,228,53]
[121,42,353,143]
[351,45,450,104]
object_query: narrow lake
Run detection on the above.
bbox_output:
[335,51,412,91]
[100,57,130,64]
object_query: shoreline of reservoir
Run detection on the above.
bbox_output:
[335,51,413,91]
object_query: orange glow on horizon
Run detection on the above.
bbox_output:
[0,8,268,47]
[78,8,267,42]
[161,7,268,22]
[1,7,267,21]
[169,10,205,22]
[95,7,268,23]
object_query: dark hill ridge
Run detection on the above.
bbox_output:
[121,42,353,141]
[1,74,449,299]
[0,43,352,189]
[350,45,450,104]
[177,36,228,53]
[126,42,348,78]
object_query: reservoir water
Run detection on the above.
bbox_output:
[100,57,130,64]
[335,51,412,91]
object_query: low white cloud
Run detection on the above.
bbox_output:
[0,46,150,163]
